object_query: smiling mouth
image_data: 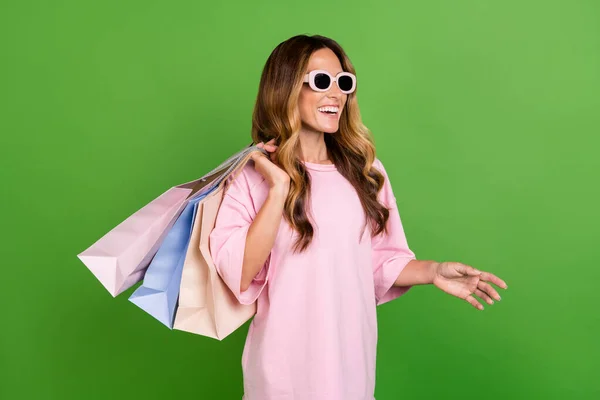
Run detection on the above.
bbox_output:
[317,106,339,116]
[318,110,338,119]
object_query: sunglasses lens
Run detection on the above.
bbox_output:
[313,73,331,90]
[338,75,353,92]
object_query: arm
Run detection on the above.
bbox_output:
[393,259,439,287]
[209,167,286,305]
[240,185,287,292]
[370,158,418,306]
[370,159,508,309]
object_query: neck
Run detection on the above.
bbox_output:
[297,127,330,163]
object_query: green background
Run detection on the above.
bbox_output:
[1,0,599,399]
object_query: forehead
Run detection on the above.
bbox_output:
[306,48,343,75]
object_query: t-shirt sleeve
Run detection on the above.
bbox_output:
[208,166,271,305]
[371,158,417,306]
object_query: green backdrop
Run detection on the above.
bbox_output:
[1,0,598,399]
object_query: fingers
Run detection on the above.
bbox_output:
[251,144,278,165]
[479,271,508,289]
[257,140,278,153]
[459,263,508,289]
[465,278,505,310]
[474,289,494,305]
[477,280,502,302]
[465,295,484,310]
[456,263,481,276]
[250,150,269,162]
[269,151,278,164]
[457,264,507,310]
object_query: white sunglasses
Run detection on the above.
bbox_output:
[303,69,356,94]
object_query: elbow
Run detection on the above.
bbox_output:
[239,258,257,294]
[240,264,252,293]
[239,255,270,295]
[240,279,250,294]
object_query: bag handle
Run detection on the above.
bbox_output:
[199,143,266,181]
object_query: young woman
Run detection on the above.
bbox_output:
[209,34,508,400]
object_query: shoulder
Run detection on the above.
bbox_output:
[224,159,269,203]
[235,159,268,192]
[371,157,398,205]
[372,157,389,177]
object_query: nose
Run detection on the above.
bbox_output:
[327,80,344,98]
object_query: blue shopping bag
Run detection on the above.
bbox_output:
[129,188,214,328]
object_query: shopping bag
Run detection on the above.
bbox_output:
[129,145,267,329]
[173,151,260,339]
[77,142,256,297]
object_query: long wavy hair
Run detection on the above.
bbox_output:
[251,34,391,253]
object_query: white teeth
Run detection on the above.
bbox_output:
[317,106,339,113]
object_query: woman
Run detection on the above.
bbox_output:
[209,34,507,400]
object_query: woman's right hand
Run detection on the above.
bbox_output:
[252,139,290,193]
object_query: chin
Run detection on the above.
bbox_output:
[317,117,341,134]
[316,121,340,134]
[303,121,339,135]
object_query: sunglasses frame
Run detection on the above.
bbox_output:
[303,70,356,94]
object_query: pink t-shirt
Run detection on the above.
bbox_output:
[209,157,416,400]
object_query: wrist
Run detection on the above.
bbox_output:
[268,185,289,201]
[427,261,440,284]
[394,259,440,287]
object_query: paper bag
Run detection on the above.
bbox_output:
[128,146,267,328]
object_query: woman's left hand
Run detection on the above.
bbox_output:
[432,262,508,310]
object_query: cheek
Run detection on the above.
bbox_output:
[298,91,319,119]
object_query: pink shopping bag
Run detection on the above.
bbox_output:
[77,143,255,297]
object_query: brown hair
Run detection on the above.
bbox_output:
[251,34,391,253]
